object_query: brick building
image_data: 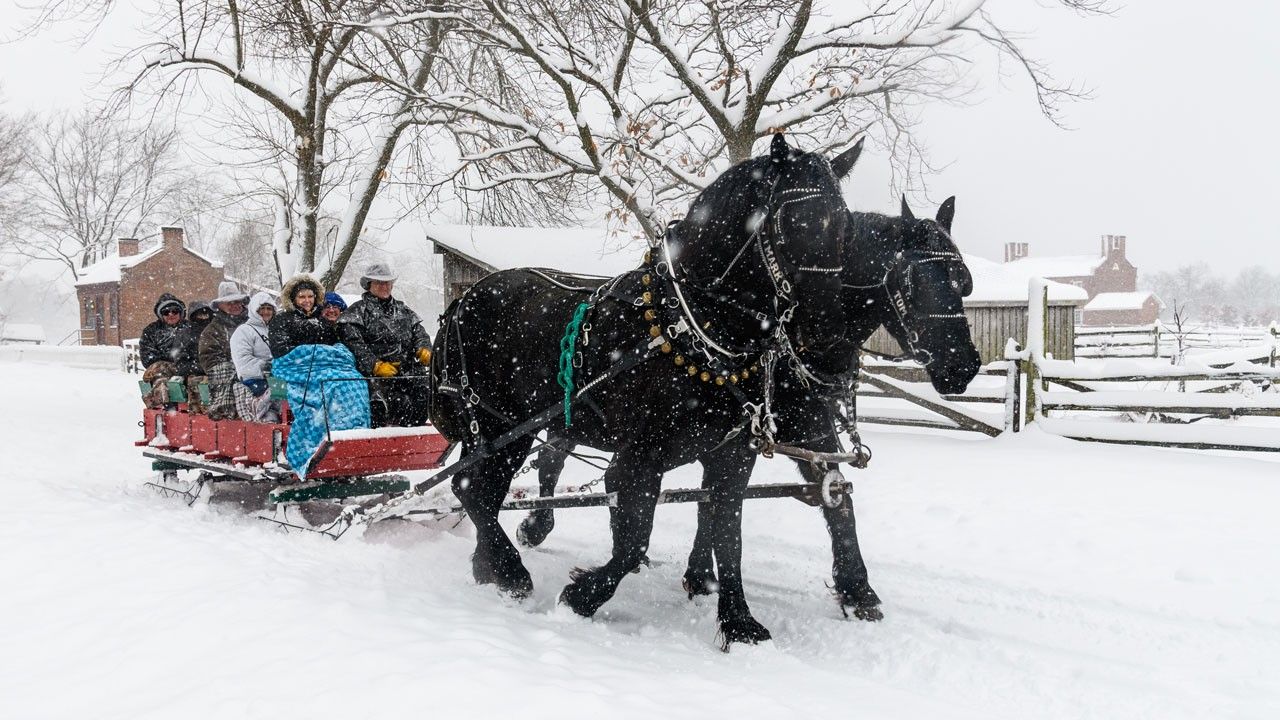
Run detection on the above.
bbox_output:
[74,227,226,346]
[1002,234,1162,326]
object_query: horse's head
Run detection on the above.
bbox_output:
[849,197,981,395]
[671,134,861,358]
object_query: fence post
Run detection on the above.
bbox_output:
[1004,341,1023,433]
[1270,323,1278,368]
[1024,281,1049,427]
[1152,323,1161,358]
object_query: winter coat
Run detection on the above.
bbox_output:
[198,308,248,374]
[230,292,275,380]
[139,294,200,376]
[337,292,433,377]
[269,274,337,358]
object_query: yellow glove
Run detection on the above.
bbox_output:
[416,348,432,365]
[373,360,400,378]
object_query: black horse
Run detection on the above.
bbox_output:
[518,197,982,621]
[430,134,862,645]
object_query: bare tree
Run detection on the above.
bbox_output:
[111,0,457,288]
[0,108,29,240]
[391,0,1108,241]
[5,110,190,278]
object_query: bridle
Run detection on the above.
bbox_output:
[652,170,845,365]
[844,241,969,368]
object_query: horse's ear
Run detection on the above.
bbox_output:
[831,137,864,179]
[770,133,789,161]
[937,196,956,232]
[900,195,915,221]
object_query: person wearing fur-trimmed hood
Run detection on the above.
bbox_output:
[269,273,337,359]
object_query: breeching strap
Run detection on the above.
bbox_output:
[557,302,591,426]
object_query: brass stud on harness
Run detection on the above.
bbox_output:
[644,309,657,322]
[649,325,662,338]
[700,371,711,382]
[642,291,652,305]
[642,274,652,286]
[688,365,698,376]
[661,342,673,354]
[643,250,652,265]
[730,373,739,383]
[674,354,685,366]
[715,376,725,386]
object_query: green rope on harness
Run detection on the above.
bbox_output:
[557,302,591,427]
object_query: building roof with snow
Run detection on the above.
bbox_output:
[963,254,1089,307]
[1001,254,1105,280]
[1082,291,1163,312]
[74,241,224,288]
[424,224,642,277]
[0,322,47,344]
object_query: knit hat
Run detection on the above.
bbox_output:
[153,293,186,320]
[211,281,250,305]
[323,291,348,311]
[359,262,397,291]
[189,301,212,319]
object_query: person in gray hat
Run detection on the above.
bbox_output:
[199,281,251,420]
[337,262,433,427]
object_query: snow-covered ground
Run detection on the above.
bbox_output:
[2,362,1278,720]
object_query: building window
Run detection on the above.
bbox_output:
[82,297,95,329]
[109,294,119,327]
[1074,309,1083,325]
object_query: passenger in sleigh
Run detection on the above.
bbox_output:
[269,274,338,359]
[180,301,214,414]
[336,263,433,428]
[198,281,250,420]
[139,293,201,409]
[231,292,282,423]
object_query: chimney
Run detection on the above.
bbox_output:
[117,238,140,257]
[1003,241,1029,263]
[1101,234,1126,258]
[161,226,184,250]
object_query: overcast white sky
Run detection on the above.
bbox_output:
[1,0,1277,276]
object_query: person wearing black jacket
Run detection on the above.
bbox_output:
[336,263,432,427]
[139,293,200,376]
[269,273,337,358]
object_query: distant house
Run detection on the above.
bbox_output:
[1001,234,1160,326]
[0,321,46,345]
[865,254,1088,363]
[1081,291,1164,327]
[74,227,225,347]
[427,225,640,304]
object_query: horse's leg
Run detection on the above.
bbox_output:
[453,436,536,599]
[794,457,883,621]
[703,443,771,647]
[558,449,660,617]
[517,434,571,548]
[682,466,718,597]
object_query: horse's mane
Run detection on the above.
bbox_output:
[683,149,838,236]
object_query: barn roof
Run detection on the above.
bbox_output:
[963,254,1088,306]
[1083,291,1163,312]
[423,225,641,277]
[1002,254,1105,279]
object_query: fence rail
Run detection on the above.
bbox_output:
[855,288,1280,455]
[1074,322,1279,359]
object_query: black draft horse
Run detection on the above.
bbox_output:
[518,197,982,621]
[430,134,862,645]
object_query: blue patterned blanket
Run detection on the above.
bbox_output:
[271,344,370,477]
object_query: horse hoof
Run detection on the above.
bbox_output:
[558,583,598,618]
[718,617,772,650]
[851,605,884,622]
[682,566,717,598]
[516,511,554,548]
[499,573,534,601]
